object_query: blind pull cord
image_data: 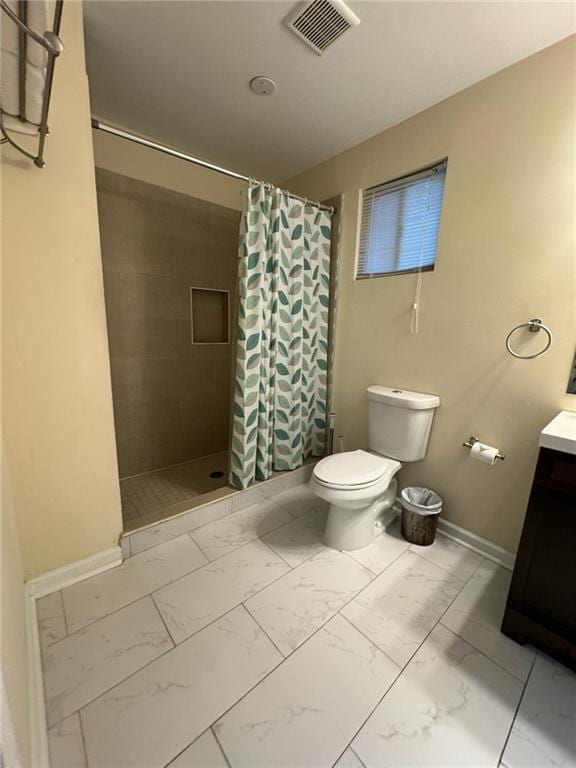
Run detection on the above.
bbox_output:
[410,176,432,336]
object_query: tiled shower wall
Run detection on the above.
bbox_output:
[95,168,240,478]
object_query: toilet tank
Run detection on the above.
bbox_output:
[367,386,440,462]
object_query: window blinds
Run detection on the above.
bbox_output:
[357,160,447,278]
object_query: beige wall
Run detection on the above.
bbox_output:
[1,3,123,578]
[96,168,238,479]
[285,37,576,553]
[92,128,245,211]
[1,456,30,766]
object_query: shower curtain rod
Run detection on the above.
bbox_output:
[91,119,333,213]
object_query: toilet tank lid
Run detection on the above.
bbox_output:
[367,386,440,410]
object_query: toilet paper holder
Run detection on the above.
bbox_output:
[463,436,505,462]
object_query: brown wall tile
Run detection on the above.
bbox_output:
[97,169,240,477]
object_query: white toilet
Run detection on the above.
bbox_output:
[310,386,440,551]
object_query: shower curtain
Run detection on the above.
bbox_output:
[230,181,332,490]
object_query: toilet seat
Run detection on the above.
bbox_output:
[313,449,400,490]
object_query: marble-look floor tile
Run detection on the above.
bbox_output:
[44,596,172,728]
[353,623,523,768]
[48,713,86,768]
[346,521,410,575]
[37,591,67,653]
[271,484,328,518]
[214,615,400,768]
[229,466,314,513]
[62,535,208,632]
[129,499,233,556]
[502,653,576,768]
[341,551,463,667]
[410,533,483,581]
[441,559,535,681]
[154,540,290,643]
[191,498,293,561]
[245,549,373,656]
[81,606,282,768]
[334,748,366,768]
[230,484,272,512]
[167,729,228,768]
[261,508,328,567]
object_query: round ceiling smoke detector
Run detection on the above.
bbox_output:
[249,76,277,96]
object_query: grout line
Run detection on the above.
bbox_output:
[58,589,69,639]
[147,541,295,645]
[46,635,181,738]
[47,507,475,652]
[242,602,288,658]
[161,725,232,768]
[233,548,384,663]
[149,593,177,648]
[72,603,260,729]
[436,623,532,685]
[186,531,211,561]
[337,612,403,672]
[431,554,539,684]
[55,549,211,643]
[56,497,307,647]
[327,560,480,766]
[341,538,409,578]
[210,725,233,768]
[77,708,89,768]
[262,546,295,570]
[326,625,401,768]
[202,606,350,739]
[497,652,537,766]
[348,745,367,768]
[408,538,483,581]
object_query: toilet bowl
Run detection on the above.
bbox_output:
[309,450,401,551]
[310,385,440,551]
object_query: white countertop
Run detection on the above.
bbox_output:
[539,410,576,455]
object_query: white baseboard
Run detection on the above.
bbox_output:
[1,670,25,768]
[394,500,515,571]
[25,585,49,768]
[26,546,122,599]
[436,518,516,571]
[24,546,122,767]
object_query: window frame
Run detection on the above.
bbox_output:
[355,159,447,281]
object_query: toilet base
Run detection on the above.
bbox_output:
[323,480,397,552]
[324,503,378,551]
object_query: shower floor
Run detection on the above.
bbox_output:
[120,452,233,532]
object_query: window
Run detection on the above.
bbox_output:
[357,160,447,279]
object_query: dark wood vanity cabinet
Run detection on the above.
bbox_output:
[502,447,576,671]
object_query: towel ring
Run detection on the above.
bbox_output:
[506,318,553,359]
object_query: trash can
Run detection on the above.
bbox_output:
[401,487,442,546]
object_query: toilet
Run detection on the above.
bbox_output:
[310,386,440,551]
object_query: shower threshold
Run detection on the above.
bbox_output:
[120,451,233,532]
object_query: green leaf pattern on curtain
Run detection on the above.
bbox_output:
[230,182,332,490]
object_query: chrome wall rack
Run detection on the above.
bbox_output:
[0,0,64,168]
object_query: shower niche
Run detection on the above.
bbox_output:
[190,287,230,344]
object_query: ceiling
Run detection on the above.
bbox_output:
[84,1,575,181]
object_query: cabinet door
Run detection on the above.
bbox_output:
[520,485,576,635]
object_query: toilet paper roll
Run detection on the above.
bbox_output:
[470,441,499,466]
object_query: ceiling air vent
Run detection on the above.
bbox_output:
[284,0,360,55]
